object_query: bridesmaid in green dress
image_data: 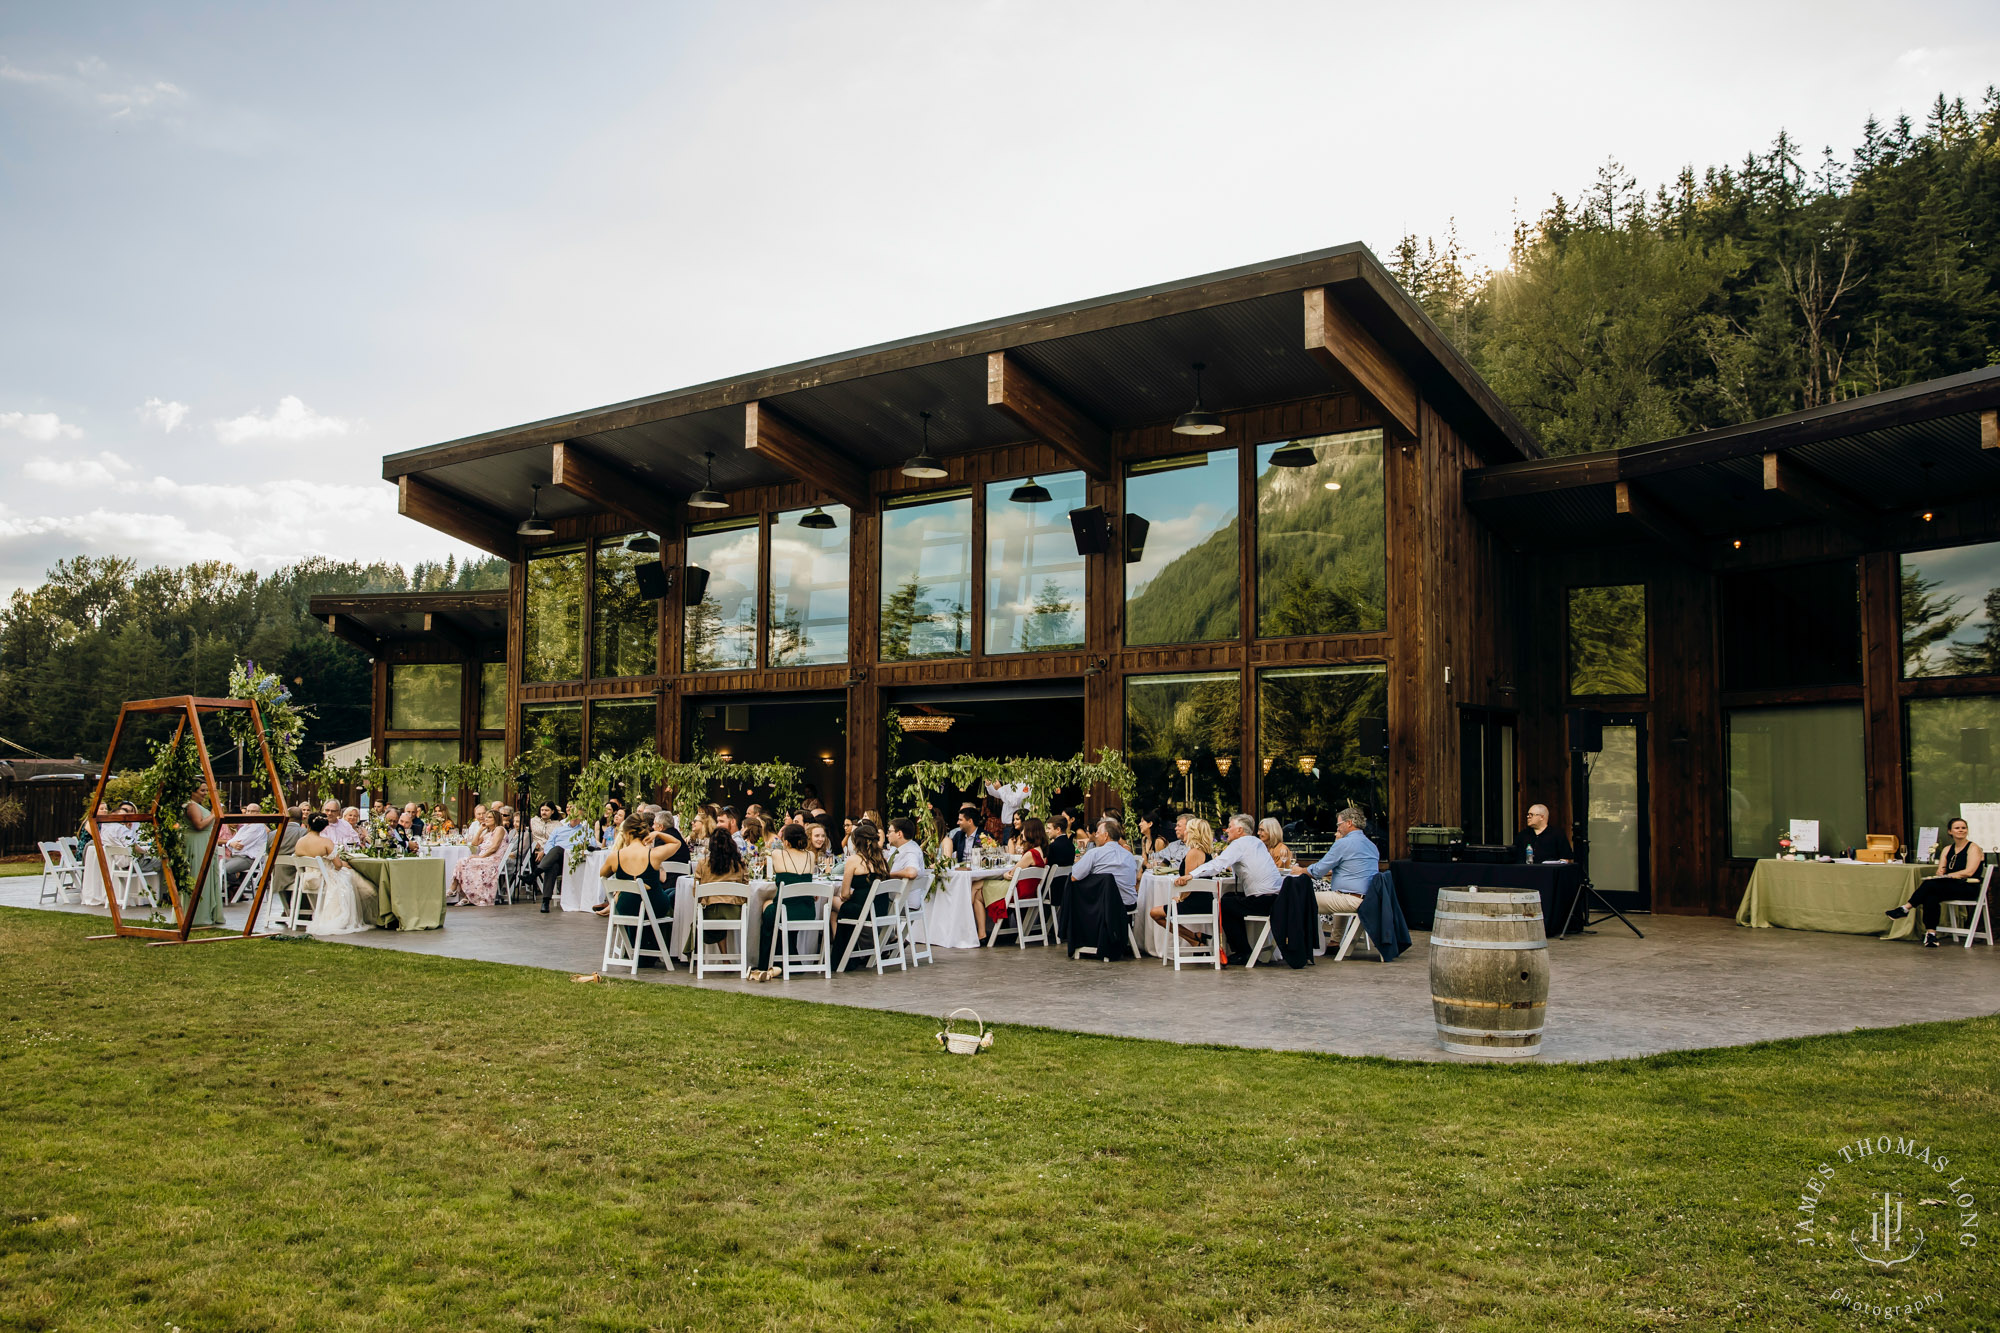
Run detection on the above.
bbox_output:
[179,800,230,929]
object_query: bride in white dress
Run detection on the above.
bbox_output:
[290,816,378,935]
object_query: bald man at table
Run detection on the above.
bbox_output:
[1514,804,1572,863]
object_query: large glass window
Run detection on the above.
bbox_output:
[384,738,457,809]
[880,492,973,661]
[590,697,657,763]
[769,506,851,667]
[1906,696,2000,838]
[1901,541,2000,678]
[986,472,1086,653]
[1257,665,1389,837]
[1123,671,1242,825]
[478,662,507,732]
[520,702,584,808]
[592,538,659,679]
[1720,560,1860,691]
[523,548,585,682]
[685,521,760,672]
[1256,431,1386,636]
[1125,452,1240,646]
[1569,584,1647,695]
[1726,704,1865,857]
[388,664,460,731]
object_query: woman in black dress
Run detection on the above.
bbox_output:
[1888,817,1984,947]
[830,821,895,969]
[597,812,674,965]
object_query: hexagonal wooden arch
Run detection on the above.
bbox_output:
[85,696,290,946]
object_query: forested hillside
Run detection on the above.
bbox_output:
[0,554,505,762]
[1393,90,2000,454]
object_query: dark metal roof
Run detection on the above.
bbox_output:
[309,591,508,649]
[385,244,1540,524]
[1465,367,2000,553]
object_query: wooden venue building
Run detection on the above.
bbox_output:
[332,243,2000,918]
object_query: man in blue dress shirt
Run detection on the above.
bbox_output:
[1307,806,1381,915]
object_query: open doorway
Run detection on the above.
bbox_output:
[684,693,847,820]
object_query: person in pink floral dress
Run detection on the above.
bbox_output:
[451,809,507,906]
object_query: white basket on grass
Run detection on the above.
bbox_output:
[936,1008,993,1055]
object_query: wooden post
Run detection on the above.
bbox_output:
[1859,552,1907,845]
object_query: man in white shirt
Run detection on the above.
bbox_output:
[1175,812,1282,964]
[985,779,1032,827]
[886,818,927,881]
[1064,815,1141,960]
[220,803,271,895]
[327,807,363,848]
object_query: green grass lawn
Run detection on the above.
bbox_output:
[2,908,1994,1332]
[0,858,44,877]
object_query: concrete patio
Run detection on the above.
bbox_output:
[10,876,1997,1063]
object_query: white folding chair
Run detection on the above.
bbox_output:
[1042,865,1070,944]
[836,882,908,975]
[1165,885,1222,971]
[1938,862,1995,948]
[37,841,82,904]
[283,856,325,932]
[693,886,751,979]
[773,880,836,979]
[230,847,268,904]
[901,870,935,966]
[986,865,1049,948]
[601,886,674,975]
[110,856,159,909]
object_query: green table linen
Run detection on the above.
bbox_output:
[346,857,448,931]
[1734,859,1921,940]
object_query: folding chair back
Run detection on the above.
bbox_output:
[987,864,1050,948]
[693,886,751,978]
[773,879,836,979]
[1938,862,1995,948]
[38,841,80,904]
[601,886,673,975]
[1166,884,1222,971]
[1042,865,1070,945]
[901,870,935,965]
[837,882,908,975]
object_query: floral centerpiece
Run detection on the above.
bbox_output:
[355,815,410,860]
[225,659,312,782]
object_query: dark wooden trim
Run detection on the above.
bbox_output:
[985,351,1111,481]
[1614,481,1708,568]
[325,614,380,655]
[311,591,508,617]
[1303,288,1418,437]
[1762,450,1878,542]
[422,613,475,659]
[1717,685,1864,708]
[1899,674,2000,699]
[1984,408,1998,451]
[551,440,681,538]
[397,475,516,559]
[1859,552,1907,842]
[744,401,872,513]
[505,560,524,766]
[383,729,459,742]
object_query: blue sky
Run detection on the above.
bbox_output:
[2,0,1995,593]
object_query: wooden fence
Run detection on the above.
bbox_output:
[1,777,367,857]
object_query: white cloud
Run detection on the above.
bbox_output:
[23,451,132,486]
[0,410,83,441]
[212,395,354,444]
[139,397,190,432]
[100,80,185,119]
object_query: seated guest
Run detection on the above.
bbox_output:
[394,810,419,849]
[596,799,626,847]
[752,822,822,980]
[534,805,597,912]
[1515,804,1573,862]
[221,803,270,896]
[1307,806,1380,918]
[430,803,456,836]
[1149,816,1217,940]
[829,822,898,968]
[1161,812,1191,867]
[290,815,378,933]
[597,812,675,965]
[1175,813,1283,965]
[940,806,982,865]
[450,808,507,906]
[741,815,767,856]
[804,820,833,862]
[980,815,1048,943]
[1063,816,1140,960]
[327,806,363,848]
[266,801,311,903]
[1138,809,1172,859]
[1258,817,1295,871]
[1045,813,1077,868]
[886,817,927,882]
[403,803,426,837]
[1888,816,1984,947]
[530,802,559,852]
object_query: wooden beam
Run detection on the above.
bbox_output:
[1614,480,1708,567]
[1303,287,1419,437]
[549,441,681,537]
[324,614,381,656]
[1762,449,1879,541]
[984,351,1111,480]
[1983,408,1998,451]
[744,402,871,513]
[423,612,475,658]
[397,475,516,560]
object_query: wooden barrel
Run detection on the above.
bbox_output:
[1428,888,1548,1058]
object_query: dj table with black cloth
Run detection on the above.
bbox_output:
[1390,860,1587,935]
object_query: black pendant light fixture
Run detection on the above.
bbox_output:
[688,450,728,509]
[624,532,660,553]
[901,411,948,479]
[1269,440,1319,468]
[1008,477,1052,504]
[516,483,555,537]
[797,506,837,530]
[1171,362,1226,436]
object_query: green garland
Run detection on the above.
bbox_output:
[889,748,1137,843]
[225,659,312,782]
[127,732,205,914]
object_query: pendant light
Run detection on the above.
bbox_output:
[797,506,837,530]
[1171,362,1225,436]
[1269,440,1319,468]
[901,411,948,479]
[625,532,660,553]
[516,483,555,537]
[688,450,728,509]
[1008,477,1052,503]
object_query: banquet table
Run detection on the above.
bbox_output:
[1734,858,1922,939]
[345,856,448,930]
[1134,870,1239,957]
[1390,860,1586,934]
[428,843,470,886]
[910,865,1009,950]
[560,849,609,912]
[667,877,789,966]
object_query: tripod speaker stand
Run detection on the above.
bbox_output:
[1561,710,1644,940]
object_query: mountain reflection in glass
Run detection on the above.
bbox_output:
[592,538,659,678]
[1256,431,1386,637]
[1124,452,1239,647]
[523,548,585,682]
[986,472,1085,654]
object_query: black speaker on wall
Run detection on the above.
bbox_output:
[682,565,711,606]
[634,561,671,601]
[1567,708,1604,753]
[1069,505,1111,555]
[1358,715,1388,758]
[1123,513,1151,565]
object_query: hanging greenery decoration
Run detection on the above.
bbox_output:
[224,659,313,782]
[127,731,206,906]
[889,748,1137,843]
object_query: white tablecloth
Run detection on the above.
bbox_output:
[910,866,1008,950]
[1135,872,1181,957]
[560,849,609,911]
[426,844,470,885]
